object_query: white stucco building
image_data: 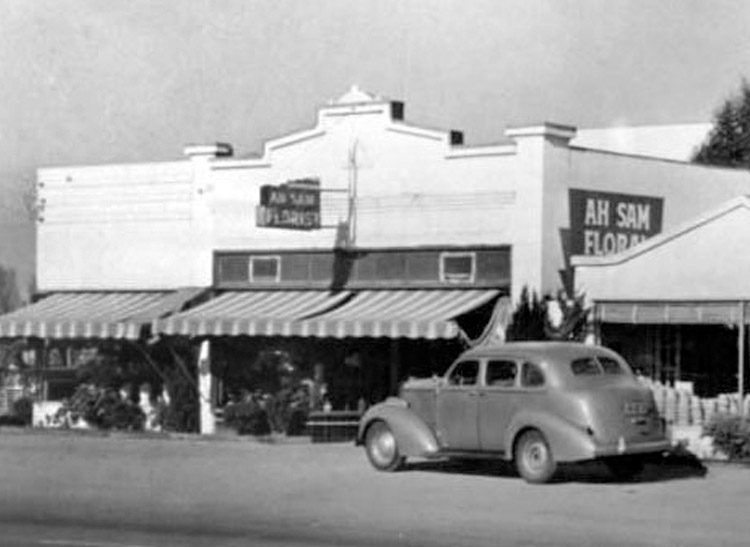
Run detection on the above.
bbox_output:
[2,86,749,429]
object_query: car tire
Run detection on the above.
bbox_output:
[364,420,405,472]
[604,456,645,481]
[514,429,557,484]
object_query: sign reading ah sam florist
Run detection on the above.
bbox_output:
[568,189,663,256]
[257,178,321,230]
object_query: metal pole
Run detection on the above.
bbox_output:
[346,141,359,248]
[739,301,745,414]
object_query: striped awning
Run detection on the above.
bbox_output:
[0,288,206,340]
[153,290,353,337]
[596,301,750,325]
[152,289,501,340]
[296,289,502,339]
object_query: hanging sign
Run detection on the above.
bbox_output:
[257,178,321,230]
[568,189,663,256]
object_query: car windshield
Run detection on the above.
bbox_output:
[570,356,626,376]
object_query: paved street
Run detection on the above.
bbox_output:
[0,430,747,547]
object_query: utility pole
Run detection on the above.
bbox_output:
[346,140,359,248]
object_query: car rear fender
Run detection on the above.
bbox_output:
[506,410,596,462]
[357,398,440,458]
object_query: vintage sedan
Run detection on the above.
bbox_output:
[357,342,670,483]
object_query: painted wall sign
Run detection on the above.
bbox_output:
[568,189,663,256]
[257,178,321,230]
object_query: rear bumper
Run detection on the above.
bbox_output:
[593,438,672,458]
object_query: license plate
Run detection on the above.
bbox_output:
[623,401,649,416]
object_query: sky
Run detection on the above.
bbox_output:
[2,0,750,299]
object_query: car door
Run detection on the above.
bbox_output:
[479,358,521,452]
[480,360,548,452]
[436,359,480,449]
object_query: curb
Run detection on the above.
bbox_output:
[0,425,318,445]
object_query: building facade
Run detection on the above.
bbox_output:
[3,86,750,429]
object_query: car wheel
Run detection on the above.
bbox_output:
[364,420,405,472]
[604,456,645,481]
[514,429,557,484]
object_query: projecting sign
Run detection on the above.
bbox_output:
[568,189,663,256]
[257,178,321,230]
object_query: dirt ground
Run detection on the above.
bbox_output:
[0,430,746,547]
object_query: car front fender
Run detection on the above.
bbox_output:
[505,410,597,463]
[357,398,440,458]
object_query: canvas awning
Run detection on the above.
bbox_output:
[152,290,353,337]
[152,289,502,340]
[0,288,206,340]
[596,301,750,325]
[295,289,501,339]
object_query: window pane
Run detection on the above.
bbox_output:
[251,257,279,281]
[283,254,310,281]
[310,254,333,280]
[599,357,625,375]
[218,256,249,283]
[486,360,517,387]
[443,253,474,278]
[376,254,406,280]
[407,252,438,281]
[571,358,600,376]
[522,362,545,387]
[448,361,479,386]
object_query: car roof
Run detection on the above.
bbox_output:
[459,341,618,363]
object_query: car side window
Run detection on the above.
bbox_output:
[599,357,625,375]
[521,362,545,388]
[485,360,518,387]
[571,356,626,376]
[448,360,479,386]
[571,358,600,376]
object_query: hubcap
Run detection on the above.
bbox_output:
[369,425,396,467]
[524,440,548,473]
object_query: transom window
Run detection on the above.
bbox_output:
[250,256,281,282]
[440,252,476,283]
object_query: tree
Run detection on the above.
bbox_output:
[693,79,750,168]
[505,287,589,343]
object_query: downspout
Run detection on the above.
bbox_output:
[739,301,745,414]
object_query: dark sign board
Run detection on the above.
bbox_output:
[257,178,321,230]
[568,189,663,256]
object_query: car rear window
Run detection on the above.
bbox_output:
[571,356,625,376]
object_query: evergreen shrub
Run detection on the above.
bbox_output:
[12,396,33,426]
[704,413,750,460]
[223,401,272,436]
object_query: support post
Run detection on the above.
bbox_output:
[197,339,216,435]
[675,326,682,384]
[739,302,746,413]
[389,339,400,396]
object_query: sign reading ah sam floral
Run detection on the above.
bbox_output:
[257,178,321,230]
[568,189,663,256]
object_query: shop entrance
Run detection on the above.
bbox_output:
[601,323,743,397]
